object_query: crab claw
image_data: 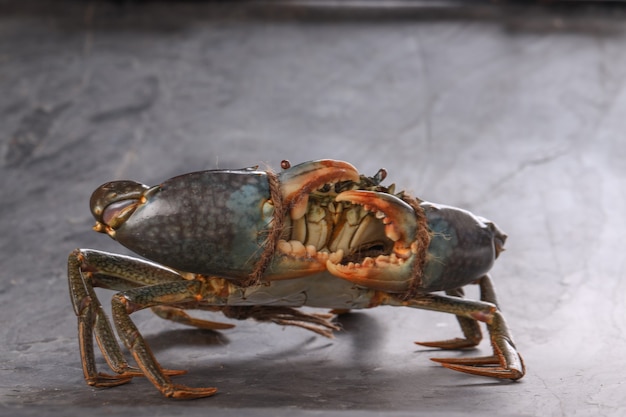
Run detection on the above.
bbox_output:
[90,180,151,237]
[326,190,420,293]
[278,159,360,219]
[265,160,361,279]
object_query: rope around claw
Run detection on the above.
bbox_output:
[399,193,431,301]
[244,170,285,288]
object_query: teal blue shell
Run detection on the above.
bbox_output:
[420,203,499,292]
[113,169,272,279]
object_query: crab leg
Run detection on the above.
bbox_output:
[383,291,524,380]
[415,286,483,350]
[67,249,191,387]
[419,277,523,379]
[267,159,361,278]
[151,306,235,330]
[110,280,222,399]
[415,275,499,350]
[430,309,524,379]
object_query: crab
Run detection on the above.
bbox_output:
[68,159,524,399]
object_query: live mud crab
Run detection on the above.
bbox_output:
[68,159,525,399]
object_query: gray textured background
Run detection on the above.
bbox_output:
[1,2,625,416]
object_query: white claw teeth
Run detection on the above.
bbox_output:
[290,240,306,257]
[328,249,344,264]
[385,224,401,242]
[317,250,330,262]
[278,239,319,260]
[278,240,292,254]
[375,255,390,266]
[321,252,408,268]
[367,253,405,266]
[335,189,418,251]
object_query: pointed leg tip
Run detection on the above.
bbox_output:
[434,360,525,380]
[446,363,524,380]
[415,338,479,350]
[87,372,135,388]
[125,367,188,378]
[416,340,452,350]
[429,355,499,366]
[162,368,189,377]
[166,385,218,399]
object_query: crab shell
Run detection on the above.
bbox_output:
[89,160,505,295]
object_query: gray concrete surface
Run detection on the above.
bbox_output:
[1,1,626,416]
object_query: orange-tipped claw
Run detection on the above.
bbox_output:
[161,368,189,377]
[165,384,218,400]
[431,352,525,380]
[416,338,480,350]
[327,190,421,293]
[122,365,188,378]
[335,190,418,252]
[89,367,188,388]
[87,372,135,388]
[421,309,525,381]
[435,360,525,380]
[431,355,501,366]
[278,159,360,219]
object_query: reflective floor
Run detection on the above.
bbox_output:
[1,2,625,416]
